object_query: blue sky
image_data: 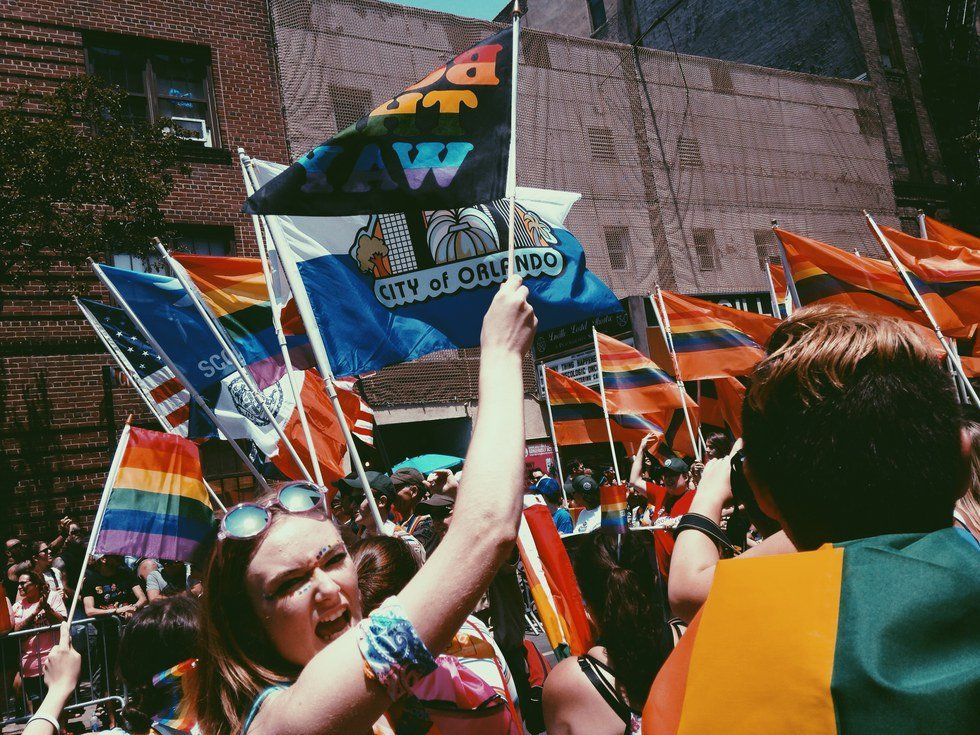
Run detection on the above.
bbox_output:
[387,0,506,20]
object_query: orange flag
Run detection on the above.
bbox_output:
[923,215,980,250]
[595,332,690,413]
[658,290,778,380]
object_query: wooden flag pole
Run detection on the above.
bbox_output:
[67,420,132,622]
[592,327,623,484]
[539,364,568,504]
[651,287,702,462]
[771,220,800,312]
[239,149,324,486]
[506,0,522,276]
[74,297,226,510]
[156,242,316,484]
[91,261,273,494]
[242,161,385,533]
[864,211,980,406]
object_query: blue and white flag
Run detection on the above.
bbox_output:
[252,158,622,377]
[93,264,237,393]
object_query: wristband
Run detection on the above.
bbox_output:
[675,513,737,557]
[357,595,437,700]
[27,714,61,732]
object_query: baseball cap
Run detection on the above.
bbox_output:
[570,474,599,497]
[390,468,426,490]
[335,471,397,502]
[532,476,561,501]
[417,494,454,513]
[662,457,689,475]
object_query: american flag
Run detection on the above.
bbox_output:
[78,299,192,436]
[333,377,375,446]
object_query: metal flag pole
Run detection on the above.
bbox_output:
[91,261,272,493]
[506,0,522,276]
[539,364,568,504]
[241,161,385,532]
[592,327,623,484]
[771,221,800,311]
[917,210,928,239]
[75,297,226,510]
[238,149,323,485]
[864,211,980,406]
[66,420,132,622]
[764,263,782,319]
[652,287,702,462]
[156,242,316,483]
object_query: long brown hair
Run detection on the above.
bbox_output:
[193,504,307,735]
[955,417,980,540]
[351,535,421,615]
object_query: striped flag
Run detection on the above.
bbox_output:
[599,483,629,534]
[881,225,980,325]
[776,227,964,334]
[544,367,666,450]
[922,214,980,250]
[95,427,214,561]
[595,332,691,412]
[698,377,746,438]
[657,291,777,380]
[172,253,313,388]
[767,263,791,318]
[334,377,375,446]
[516,497,593,659]
[643,530,980,735]
[649,409,699,463]
[79,299,192,435]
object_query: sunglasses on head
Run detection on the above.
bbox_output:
[218,482,329,541]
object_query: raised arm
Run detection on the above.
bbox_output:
[255,276,537,735]
[629,432,657,490]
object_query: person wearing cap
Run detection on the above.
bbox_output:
[335,471,427,564]
[390,468,436,551]
[571,475,601,534]
[532,477,573,535]
[416,494,454,555]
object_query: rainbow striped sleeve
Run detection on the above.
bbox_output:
[96,427,214,562]
[643,529,980,735]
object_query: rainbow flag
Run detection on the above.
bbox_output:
[650,408,699,463]
[173,253,312,388]
[776,228,964,334]
[658,291,778,381]
[95,427,214,561]
[767,262,790,318]
[545,367,666,450]
[698,377,746,438]
[595,332,690,413]
[151,658,197,731]
[516,498,593,659]
[881,225,980,325]
[923,214,980,250]
[643,529,980,735]
[599,482,629,534]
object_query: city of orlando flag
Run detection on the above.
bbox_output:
[245,26,513,216]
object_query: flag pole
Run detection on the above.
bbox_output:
[66,420,132,622]
[917,210,928,239]
[242,164,386,533]
[156,242,316,484]
[864,211,980,406]
[505,0,522,276]
[91,262,273,494]
[592,327,623,484]
[652,287,702,462]
[539,364,568,504]
[238,149,324,485]
[764,263,781,319]
[771,221,800,311]
[75,298,227,511]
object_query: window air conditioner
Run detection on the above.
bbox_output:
[168,117,212,147]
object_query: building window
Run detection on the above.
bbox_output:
[587,0,607,32]
[892,99,927,181]
[709,63,734,94]
[329,85,372,133]
[753,229,778,270]
[200,442,257,507]
[604,227,631,271]
[112,227,232,274]
[588,126,617,162]
[868,0,904,70]
[692,228,717,271]
[678,137,703,168]
[85,34,220,146]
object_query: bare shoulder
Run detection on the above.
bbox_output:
[543,650,624,735]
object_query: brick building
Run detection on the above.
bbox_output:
[517,0,971,232]
[0,0,289,536]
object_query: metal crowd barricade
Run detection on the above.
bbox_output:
[1,615,127,728]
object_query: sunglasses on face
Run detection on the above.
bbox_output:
[34,548,51,557]
[17,580,35,589]
[218,482,328,541]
